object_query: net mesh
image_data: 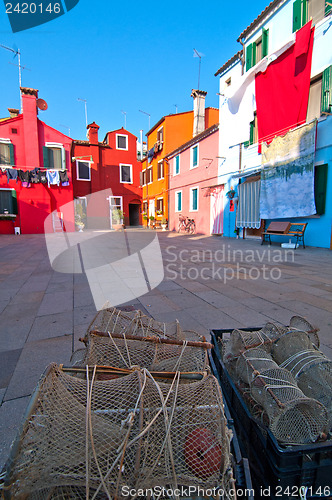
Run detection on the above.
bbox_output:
[235,349,328,444]
[272,330,332,429]
[71,332,209,374]
[86,307,202,342]
[3,364,234,499]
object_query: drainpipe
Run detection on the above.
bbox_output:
[238,40,246,238]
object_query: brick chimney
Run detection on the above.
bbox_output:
[191,89,207,137]
[21,87,40,168]
[87,122,99,144]
[8,108,20,118]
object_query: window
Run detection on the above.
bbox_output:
[293,0,330,32]
[306,67,332,121]
[156,198,164,214]
[141,169,147,186]
[0,188,17,214]
[190,187,199,212]
[191,145,198,169]
[314,164,328,214]
[157,160,164,179]
[225,77,231,87]
[120,164,132,183]
[321,65,332,114]
[157,127,164,148]
[147,167,153,184]
[43,143,66,170]
[0,141,14,166]
[246,28,269,71]
[76,160,91,181]
[110,196,123,227]
[175,191,182,212]
[142,201,148,213]
[116,134,128,150]
[174,155,180,175]
[244,112,258,147]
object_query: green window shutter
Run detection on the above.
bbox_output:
[11,190,17,214]
[192,189,198,210]
[43,146,49,169]
[175,155,179,174]
[293,0,302,32]
[177,192,182,212]
[325,0,332,15]
[193,146,198,167]
[302,0,307,25]
[252,42,257,67]
[262,28,269,58]
[246,43,253,71]
[249,120,255,145]
[321,66,332,114]
[9,143,14,165]
[314,164,328,215]
[243,140,250,148]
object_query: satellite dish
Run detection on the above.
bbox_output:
[37,98,48,111]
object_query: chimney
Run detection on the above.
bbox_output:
[8,108,20,118]
[21,87,40,168]
[191,89,207,137]
[87,122,99,144]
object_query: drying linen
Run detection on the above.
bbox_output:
[30,168,40,184]
[260,120,317,220]
[6,168,18,183]
[38,170,47,184]
[18,170,31,183]
[255,21,314,148]
[59,170,69,186]
[46,170,60,187]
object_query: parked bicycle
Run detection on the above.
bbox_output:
[177,214,196,234]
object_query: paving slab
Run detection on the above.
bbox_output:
[4,336,72,401]
[37,290,74,316]
[0,396,30,471]
[0,349,22,389]
[28,310,73,341]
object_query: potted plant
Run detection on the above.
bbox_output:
[149,215,155,228]
[161,217,168,231]
[75,203,86,232]
[112,208,125,230]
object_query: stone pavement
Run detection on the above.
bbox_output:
[0,229,332,470]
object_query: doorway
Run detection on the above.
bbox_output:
[129,203,140,226]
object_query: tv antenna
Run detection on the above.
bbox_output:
[59,124,71,136]
[77,97,88,129]
[0,44,29,111]
[139,109,151,130]
[121,110,127,129]
[193,48,204,90]
[174,104,178,114]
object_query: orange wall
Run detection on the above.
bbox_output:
[142,108,219,223]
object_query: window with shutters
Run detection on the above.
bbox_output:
[307,67,332,121]
[246,29,269,71]
[321,66,332,114]
[147,167,153,184]
[190,145,199,169]
[293,0,330,32]
[0,188,17,214]
[157,160,164,180]
[190,187,199,212]
[120,164,132,183]
[76,160,91,181]
[156,198,164,213]
[175,191,182,212]
[116,134,128,150]
[141,169,147,186]
[0,141,14,166]
[314,164,328,215]
[157,127,164,148]
[174,155,180,175]
[44,143,66,170]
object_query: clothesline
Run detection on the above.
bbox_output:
[0,165,68,171]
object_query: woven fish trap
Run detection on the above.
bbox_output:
[289,315,320,347]
[272,330,332,429]
[2,364,234,499]
[86,306,202,342]
[71,331,209,375]
[235,349,328,444]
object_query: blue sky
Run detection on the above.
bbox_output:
[0,0,270,143]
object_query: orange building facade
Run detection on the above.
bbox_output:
[141,91,218,226]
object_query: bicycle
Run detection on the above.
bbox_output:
[177,214,196,234]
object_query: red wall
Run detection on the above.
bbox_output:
[72,127,142,227]
[0,92,74,234]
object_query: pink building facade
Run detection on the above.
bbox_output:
[168,123,222,235]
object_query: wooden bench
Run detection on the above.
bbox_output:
[261,222,307,248]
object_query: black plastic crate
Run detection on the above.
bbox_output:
[210,328,332,499]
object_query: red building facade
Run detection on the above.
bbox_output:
[0,87,74,234]
[71,124,142,229]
